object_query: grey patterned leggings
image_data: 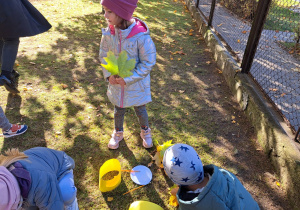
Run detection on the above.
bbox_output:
[114,105,149,132]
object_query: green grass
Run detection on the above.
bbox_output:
[265,0,300,31]
[0,0,270,209]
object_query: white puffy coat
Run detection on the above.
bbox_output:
[99,18,156,107]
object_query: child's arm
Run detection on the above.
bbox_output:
[124,35,156,86]
[34,172,65,210]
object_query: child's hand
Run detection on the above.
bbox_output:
[170,186,179,195]
[108,75,118,85]
[116,77,126,86]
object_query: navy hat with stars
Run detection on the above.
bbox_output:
[163,143,204,186]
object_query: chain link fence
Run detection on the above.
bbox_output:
[195,0,300,135]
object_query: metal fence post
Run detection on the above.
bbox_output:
[241,0,272,73]
[208,0,216,27]
[196,0,200,8]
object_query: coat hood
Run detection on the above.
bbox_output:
[104,18,148,39]
[177,165,260,210]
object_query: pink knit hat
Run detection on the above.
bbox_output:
[0,166,21,210]
[101,0,138,21]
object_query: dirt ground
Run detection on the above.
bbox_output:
[187,33,291,209]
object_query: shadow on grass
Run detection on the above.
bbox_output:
[1,95,49,152]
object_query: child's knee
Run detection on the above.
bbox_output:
[58,171,77,205]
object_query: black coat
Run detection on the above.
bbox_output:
[0,0,51,38]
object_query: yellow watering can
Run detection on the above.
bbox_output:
[99,159,121,192]
[128,201,163,210]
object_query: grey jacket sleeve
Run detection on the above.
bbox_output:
[124,35,156,86]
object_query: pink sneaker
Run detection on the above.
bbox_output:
[108,130,123,149]
[140,128,153,148]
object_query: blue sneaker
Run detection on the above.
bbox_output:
[3,124,28,138]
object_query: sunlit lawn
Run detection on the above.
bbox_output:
[0,0,262,209]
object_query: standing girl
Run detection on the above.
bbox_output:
[99,0,156,149]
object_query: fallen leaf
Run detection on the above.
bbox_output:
[206,61,211,65]
[153,152,163,168]
[276,181,280,187]
[61,84,68,89]
[173,10,177,13]
[217,23,224,27]
[280,93,286,97]
[234,148,238,155]
[148,161,153,167]
[189,33,193,36]
[23,86,32,91]
[237,39,240,43]
[269,88,278,92]
[242,30,247,34]
[169,195,179,207]
[176,50,185,55]
[29,62,36,65]
[107,197,113,202]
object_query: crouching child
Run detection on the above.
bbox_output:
[163,143,260,210]
[0,147,78,210]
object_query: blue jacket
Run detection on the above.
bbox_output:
[177,165,260,210]
[99,18,156,107]
[0,0,51,38]
[17,147,75,210]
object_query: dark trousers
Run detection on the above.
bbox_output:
[0,37,20,73]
